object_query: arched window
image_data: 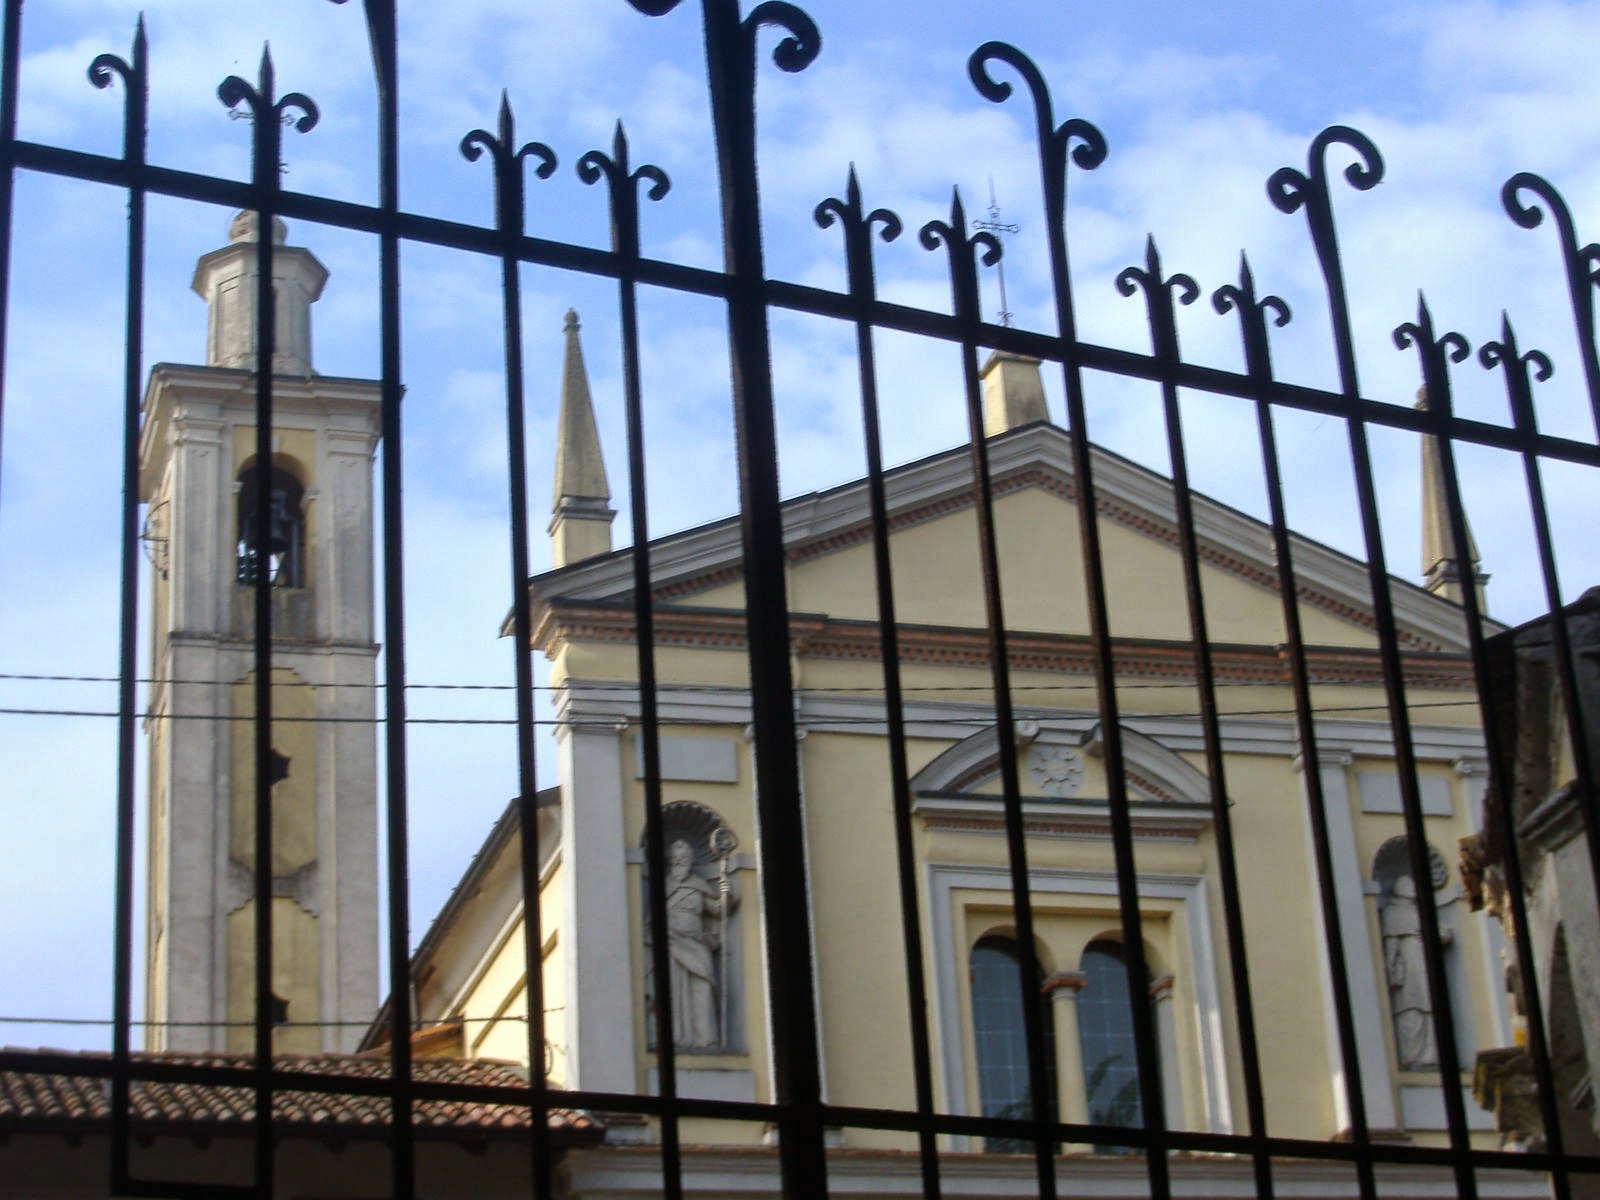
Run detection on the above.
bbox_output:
[969,935,1055,1152]
[236,464,305,588]
[1079,939,1147,1149]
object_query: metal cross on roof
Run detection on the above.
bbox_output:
[970,177,1021,326]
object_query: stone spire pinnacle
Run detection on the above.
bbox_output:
[549,309,614,568]
[1417,388,1487,609]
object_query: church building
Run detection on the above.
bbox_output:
[385,301,1537,1195]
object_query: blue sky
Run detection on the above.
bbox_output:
[1,0,1597,1051]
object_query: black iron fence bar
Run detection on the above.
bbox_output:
[11,131,1600,473]
[1270,128,1479,1197]
[969,40,1172,1199]
[576,118,688,1200]
[922,189,1062,1198]
[223,43,320,1200]
[1500,172,1600,929]
[1215,255,1380,1200]
[86,17,147,1198]
[0,0,16,504]
[9,1046,1600,1176]
[628,3,829,1196]
[18,128,1600,474]
[815,166,943,1200]
[1119,236,1276,1199]
[1421,313,1572,1200]
[343,3,421,1196]
[460,93,559,1200]
[1491,301,1600,1102]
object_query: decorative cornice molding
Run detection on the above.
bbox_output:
[531,598,1478,692]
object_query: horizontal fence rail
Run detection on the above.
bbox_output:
[0,3,1596,1200]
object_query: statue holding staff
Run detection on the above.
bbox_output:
[660,834,737,1049]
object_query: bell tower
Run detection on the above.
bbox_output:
[139,213,380,1053]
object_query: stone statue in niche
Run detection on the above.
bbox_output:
[1382,876,1437,1069]
[644,803,740,1052]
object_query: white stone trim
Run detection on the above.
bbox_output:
[1296,758,1398,1131]
[1398,1083,1495,1131]
[557,723,636,1092]
[924,863,1231,1148]
[561,684,1486,773]
[563,1145,1549,1199]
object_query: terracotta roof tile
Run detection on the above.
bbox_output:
[0,1049,601,1144]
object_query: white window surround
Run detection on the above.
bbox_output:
[925,862,1232,1149]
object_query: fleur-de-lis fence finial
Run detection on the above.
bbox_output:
[578,122,671,264]
[460,92,558,240]
[1116,236,1199,362]
[1480,312,1554,434]
[1213,254,1293,383]
[1394,293,1472,417]
[921,188,1002,331]
[218,46,320,185]
[814,166,901,306]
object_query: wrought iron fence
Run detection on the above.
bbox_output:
[0,2,1598,1200]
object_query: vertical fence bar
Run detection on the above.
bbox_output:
[217,47,322,1198]
[921,192,1057,1198]
[349,4,420,1197]
[1500,174,1600,931]
[633,3,831,1194]
[815,169,943,1200]
[1270,128,1478,1200]
[576,123,686,1200]
[969,44,1171,1198]
[1422,318,1571,1200]
[461,94,558,1200]
[1214,257,1380,1200]
[89,20,148,1195]
[250,110,279,1200]
[1117,237,1276,1198]
[0,0,17,512]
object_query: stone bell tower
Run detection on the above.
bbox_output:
[139,212,380,1053]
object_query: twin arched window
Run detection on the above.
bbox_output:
[236,464,305,588]
[970,935,1150,1153]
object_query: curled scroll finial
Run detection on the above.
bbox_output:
[1266,124,1383,216]
[745,2,822,74]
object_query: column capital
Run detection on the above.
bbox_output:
[1042,970,1087,999]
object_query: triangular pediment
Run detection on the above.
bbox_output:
[528,423,1481,655]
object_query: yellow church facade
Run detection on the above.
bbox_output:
[396,315,1513,1174]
